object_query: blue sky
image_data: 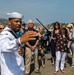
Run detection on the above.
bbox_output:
[0,0,74,25]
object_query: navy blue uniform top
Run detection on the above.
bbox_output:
[25,28,39,46]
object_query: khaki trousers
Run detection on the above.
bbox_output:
[71,41,74,66]
[25,47,39,74]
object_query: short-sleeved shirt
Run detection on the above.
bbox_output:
[25,28,39,46]
[71,28,74,39]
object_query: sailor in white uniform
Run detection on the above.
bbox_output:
[0,12,37,75]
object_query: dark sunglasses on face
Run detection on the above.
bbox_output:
[0,28,4,30]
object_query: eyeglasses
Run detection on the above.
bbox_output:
[28,23,34,24]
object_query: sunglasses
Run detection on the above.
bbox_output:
[0,28,4,30]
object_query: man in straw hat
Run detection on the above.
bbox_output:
[66,24,73,55]
[69,24,74,68]
[0,12,37,75]
[66,24,73,68]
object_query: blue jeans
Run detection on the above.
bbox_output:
[71,41,74,66]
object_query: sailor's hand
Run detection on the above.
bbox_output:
[20,31,37,44]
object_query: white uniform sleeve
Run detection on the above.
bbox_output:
[0,33,21,52]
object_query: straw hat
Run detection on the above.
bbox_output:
[67,23,73,28]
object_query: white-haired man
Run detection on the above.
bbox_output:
[25,20,40,75]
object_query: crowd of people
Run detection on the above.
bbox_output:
[0,12,74,75]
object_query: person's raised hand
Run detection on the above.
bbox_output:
[20,31,37,44]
